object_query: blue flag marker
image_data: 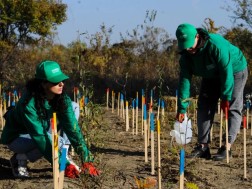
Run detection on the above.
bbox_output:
[161,100,165,109]
[246,101,250,109]
[136,97,138,107]
[85,97,89,104]
[120,93,124,101]
[144,104,147,120]
[142,89,145,97]
[132,99,135,109]
[179,149,185,175]
[60,147,67,171]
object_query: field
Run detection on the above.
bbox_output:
[0,104,252,189]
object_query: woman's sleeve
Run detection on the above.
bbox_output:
[58,96,93,163]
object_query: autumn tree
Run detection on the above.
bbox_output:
[227,0,252,28]
[0,0,67,85]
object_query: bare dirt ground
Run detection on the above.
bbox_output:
[0,107,252,189]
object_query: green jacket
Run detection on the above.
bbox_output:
[178,29,247,113]
[1,92,93,164]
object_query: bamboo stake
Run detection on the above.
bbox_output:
[117,92,120,116]
[141,89,145,135]
[120,94,124,118]
[179,149,185,189]
[144,104,148,163]
[243,116,247,179]
[126,101,129,131]
[3,95,6,126]
[106,88,109,110]
[148,103,151,147]
[218,99,220,114]
[157,99,160,120]
[219,110,223,148]
[122,95,125,120]
[136,92,139,135]
[112,90,115,113]
[58,147,67,189]
[157,119,161,189]
[161,100,165,123]
[225,108,229,163]
[84,97,89,117]
[8,92,11,107]
[51,113,59,189]
[150,113,155,175]
[147,90,153,146]
[247,102,252,137]
[132,99,135,135]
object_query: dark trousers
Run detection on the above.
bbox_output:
[197,68,248,144]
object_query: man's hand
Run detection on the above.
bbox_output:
[220,100,229,113]
[81,162,101,177]
[65,164,80,178]
[176,113,185,123]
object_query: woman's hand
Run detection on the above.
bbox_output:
[81,162,101,176]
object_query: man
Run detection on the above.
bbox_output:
[175,23,247,160]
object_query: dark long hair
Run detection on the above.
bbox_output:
[24,78,67,119]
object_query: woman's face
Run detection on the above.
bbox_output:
[42,81,64,100]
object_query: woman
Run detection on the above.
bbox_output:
[1,60,100,178]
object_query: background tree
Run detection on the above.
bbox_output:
[227,0,252,28]
[0,0,67,84]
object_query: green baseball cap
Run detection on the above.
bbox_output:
[35,60,69,83]
[176,23,197,50]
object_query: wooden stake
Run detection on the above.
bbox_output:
[112,90,115,113]
[179,149,185,189]
[243,116,247,179]
[126,101,129,131]
[161,100,165,123]
[218,99,220,114]
[157,119,161,189]
[117,92,120,116]
[144,104,148,163]
[225,108,229,163]
[136,92,139,135]
[132,100,135,135]
[157,99,160,120]
[58,147,67,189]
[51,113,59,189]
[141,89,145,135]
[219,110,223,148]
[150,113,155,175]
[106,88,109,110]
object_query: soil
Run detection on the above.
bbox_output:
[0,107,252,189]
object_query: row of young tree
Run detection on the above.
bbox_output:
[1,0,252,101]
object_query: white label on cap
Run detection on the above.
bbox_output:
[52,68,60,73]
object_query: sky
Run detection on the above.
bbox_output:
[55,0,236,46]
